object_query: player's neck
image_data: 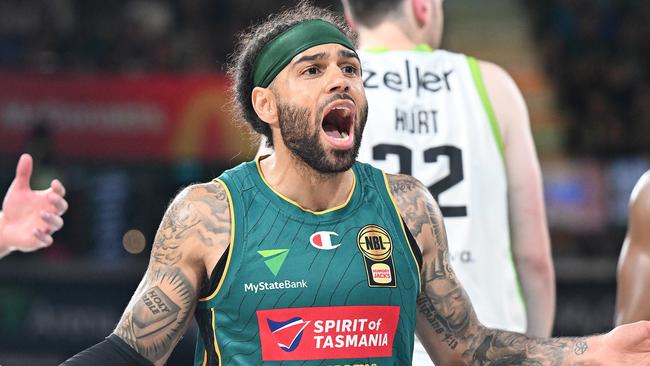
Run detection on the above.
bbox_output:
[356,23,433,50]
[258,153,355,212]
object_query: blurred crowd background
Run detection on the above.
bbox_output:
[0,0,647,364]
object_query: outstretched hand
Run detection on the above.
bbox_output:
[0,154,68,253]
[601,320,650,364]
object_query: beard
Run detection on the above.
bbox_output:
[277,96,368,175]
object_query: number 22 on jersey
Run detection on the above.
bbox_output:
[373,144,467,217]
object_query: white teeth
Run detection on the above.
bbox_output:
[341,131,349,138]
[333,106,351,117]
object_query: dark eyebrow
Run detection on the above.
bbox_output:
[339,49,360,62]
[292,52,327,66]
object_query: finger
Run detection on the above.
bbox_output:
[48,194,69,215]
[32,228,53,247]
[50,179,66,197]
[41,210,64,232]
[13,153,33,190]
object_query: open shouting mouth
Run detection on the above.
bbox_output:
[321,99,356,149]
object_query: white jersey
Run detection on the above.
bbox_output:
[357,48,526,355]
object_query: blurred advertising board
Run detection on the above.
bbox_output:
[605,157,650,226]
[0,72,255,162]
[543,157,650,233]
[542,159,607,233]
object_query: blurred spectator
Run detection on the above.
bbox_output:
[525,0,649,156]
[0,0,305,72]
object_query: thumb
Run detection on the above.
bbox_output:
[12,153,33,190]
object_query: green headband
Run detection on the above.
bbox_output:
[252,19,356,88]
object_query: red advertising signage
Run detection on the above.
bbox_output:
[0,72,255,161]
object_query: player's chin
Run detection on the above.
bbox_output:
[322,145,358,173]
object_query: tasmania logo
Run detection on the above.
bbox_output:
[267,317,311,352]
[257,305,400,361]
[309,231,341,250]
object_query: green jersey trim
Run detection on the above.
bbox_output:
[467,57,527,315]
[364,46,389,53]
[467,56,505,163]
[363,43,434,54]
[209,308,221,366]
[254,156,358,216]
[508,243,528,316]
[414,43,434,52]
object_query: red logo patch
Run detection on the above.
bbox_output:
[309,231,341,250]
[257,305,400,361]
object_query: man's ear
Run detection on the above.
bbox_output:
[410,0,430,27]
[251,87,278,126]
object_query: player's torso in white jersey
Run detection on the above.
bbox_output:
[357,47,527,341]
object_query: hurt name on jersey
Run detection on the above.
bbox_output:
[395,106,439,135]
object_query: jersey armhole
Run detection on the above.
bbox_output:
[199,245,230,299]
[467,56,505,163]
[199,178,236,302]
[401,216,423,272]
[381,171,422,291]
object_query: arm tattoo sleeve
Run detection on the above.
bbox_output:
[388,174,590,365]
[114,182,230,364]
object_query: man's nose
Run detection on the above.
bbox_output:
[326,67,351,93]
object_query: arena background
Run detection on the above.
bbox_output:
[0,0,647,364]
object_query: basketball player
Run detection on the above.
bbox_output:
[616,170,650,324]
[0,153,68,258]
[61,3,650,365]
[340,0,555,362]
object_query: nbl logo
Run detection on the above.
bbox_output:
[310,231,341,250]
[356,225,397,287]
[357,226,392,261]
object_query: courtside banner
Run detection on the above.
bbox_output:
[256,305,400,361]
[0,72,254,161]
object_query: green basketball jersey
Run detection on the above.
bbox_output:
[194,159,421,366]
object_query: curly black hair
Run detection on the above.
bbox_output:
[226,1,356,148]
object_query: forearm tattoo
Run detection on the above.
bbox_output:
[388,174,589,365]
[115,268,195,361]
[115,182,231,363]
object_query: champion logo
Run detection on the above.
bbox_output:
[309,231,341,250]
[267,317,311,352]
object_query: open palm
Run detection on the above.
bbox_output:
[603,321,650,364]
[1,154,68,252]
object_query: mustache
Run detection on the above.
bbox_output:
[318,93,355,112]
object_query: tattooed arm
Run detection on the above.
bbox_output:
[61,181,231,366]
[388,174,650,365]
[113,181,230,365]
